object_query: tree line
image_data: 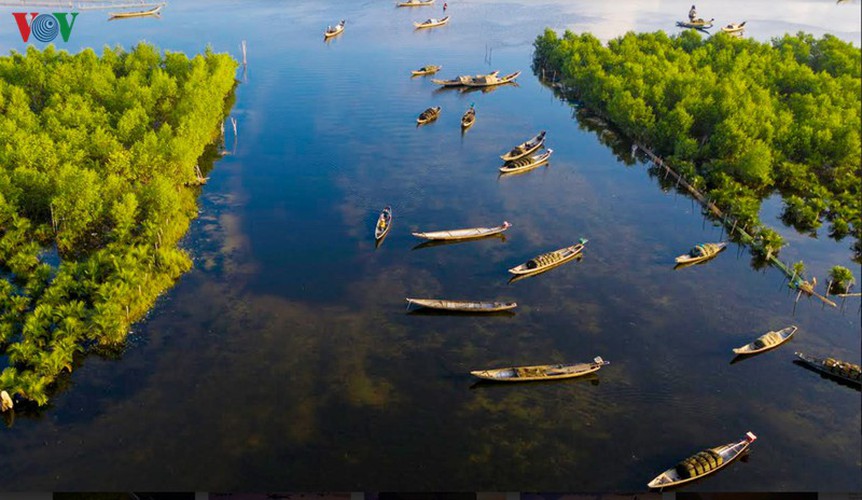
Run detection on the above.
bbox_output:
[0,43,237,407]
[533,29,861,263]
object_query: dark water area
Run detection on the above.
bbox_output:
[0,0,859,492]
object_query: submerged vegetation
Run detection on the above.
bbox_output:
[533,29,861,261]
[0,43,237,406]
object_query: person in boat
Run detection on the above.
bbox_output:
[688,5,697,22]
[443,2,447,11]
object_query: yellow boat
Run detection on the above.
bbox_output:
[508,239,587,277]
[411,65,441,76]
[324,20,346,39]
[461,106,476,129]
[500,131,546,161]
[674,242,726,266]
[471,356,608,382]
[414,16,449,29]
[499,149,553,175]
[732,326,797,355]
[416,106,441,125]
[109,3,164,18]
[406,298,517,312]
[648,432,757,489]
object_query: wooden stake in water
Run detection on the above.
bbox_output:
[241,40,247,66]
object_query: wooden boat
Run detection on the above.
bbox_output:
[431,70,499,87]
[461,106,476,129]
[676,18,714,29]
[324,20,346,38]
[411,65,441,76]
[471,356,609,382]
[109,3,163,18]
[412,221,511,241]
[674,242,726,265]
[648,432,757,489]
[721,21,746,33]
[509,239,588,276]
[375,206,392,241]
[500,131,546,161]
[406,298,517,312]
[397,0,434,6]
[499,149,553,174]
[794,352,861,385]
[417,106,441,124]
[414,16,449,29]
[732,326,797,355]
[462,71,521,87]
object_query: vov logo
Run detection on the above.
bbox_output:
[13,12,79,42]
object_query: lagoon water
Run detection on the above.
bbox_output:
[0,0,860,491]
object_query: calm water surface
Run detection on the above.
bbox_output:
[0,0,860,491]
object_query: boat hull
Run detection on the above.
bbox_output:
[647,433,756,489]
[471,359,608,382]
[732,326,797,355]
[509,241,587,276]
[500,149,553,174]
[501,131,546,161]
[406,298,517,312]
[412,222,510,241]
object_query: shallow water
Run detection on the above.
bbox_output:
[0,0,859,492]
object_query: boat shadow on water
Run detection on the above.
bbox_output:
[407,308,516,317]
[411,234,507,251]
[792,360,862,391]
[469,373,601,390]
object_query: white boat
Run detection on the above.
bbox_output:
[375,206,392,241]
[732,326,797,355]
[406,298,517,312]
[721,21,746,33]
[501,131,546,161]
[648,432,757,489]
[397,0,434,6]
[412,221,511,241]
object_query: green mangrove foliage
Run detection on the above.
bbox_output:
[828,265,855,294]
[0,44,237,406]
[533,29,861,260]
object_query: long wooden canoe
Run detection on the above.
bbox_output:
[432,70,498,87]
[324,20,346,38]
[721,21,746,33]
[109,4,163,18]
[461,106,476,129]
[501,131,546,161]
[412,221,510,241]
[471,356,609,382]
[375,206,392,241]
[406,298,517,312]
[414,16,449,29]
[674,242,726,265]
[417,106,441,124]
[397,0,434,6]
[500,149,553,174]
[412,65,441,76]
[732,326,797,355]
[794,352,861,385]
[648,432,757,489]
[509,239,588,276]
[676,18,714,29]
[462,71,521,87]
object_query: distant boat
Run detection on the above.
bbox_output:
[109,3,163,18]
[500,131,546,161]
[794,352,861,385]
[462,71,521,87]
[375,206,392,242]
[412,221,511,241]
[432,70,499,87]
[406,298,517,312]
[676,18,714,29]
[499,149,553,175]
[324,19,346,39]
[461,106,476,129]
[397,0,435,6]
[732,326,797,355]
[509,239,588,276]
[647,432,757,489]
[674,242,726,266]
[414,16,450,29]
[412,65,441,76]
[721,21,746,33]
[471,356,609,382]
[417,106,441,124]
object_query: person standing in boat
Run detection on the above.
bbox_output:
[688,5,697,22]
[443,2,447,12]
